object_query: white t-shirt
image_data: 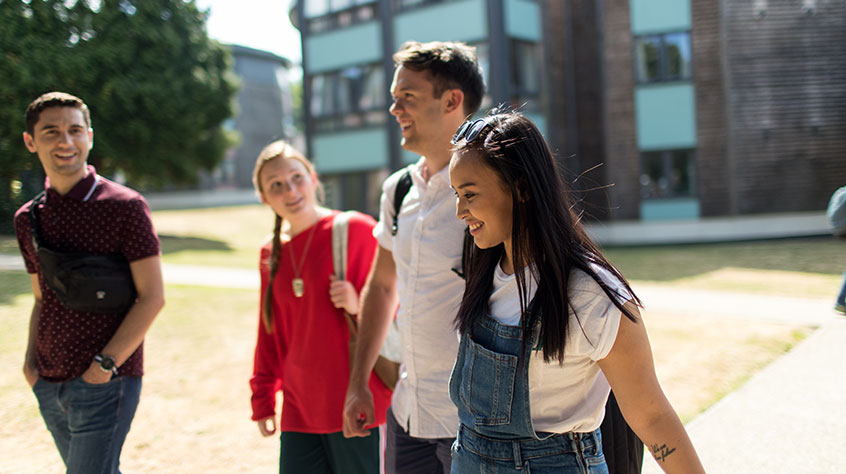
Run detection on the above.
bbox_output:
[489,261,630,433]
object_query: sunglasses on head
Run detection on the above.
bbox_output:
[451,117,496,145]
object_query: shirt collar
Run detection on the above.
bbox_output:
[45,165,100,202]
[410,157,451,189]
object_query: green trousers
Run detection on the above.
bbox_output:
[279,428,380,474]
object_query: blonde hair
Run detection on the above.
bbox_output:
[253,140,324,333]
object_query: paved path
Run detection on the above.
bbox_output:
[635,285,846,474]
[2,255,844,473]
[643,317,846,474]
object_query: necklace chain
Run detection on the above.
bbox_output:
[287,220,319,297]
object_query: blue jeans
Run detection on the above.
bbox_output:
[452,425,607,474]
[32,376,142,474]
[837,272,846,306]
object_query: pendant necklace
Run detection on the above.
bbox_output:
[287,220,319,298]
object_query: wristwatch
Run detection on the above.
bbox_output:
[93,354,119,376]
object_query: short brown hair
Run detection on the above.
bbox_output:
[393,41,485,116]
[25,92,91,135]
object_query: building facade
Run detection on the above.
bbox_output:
[294,0,846,221]
[293,0,547,215]
[545,0,846,222]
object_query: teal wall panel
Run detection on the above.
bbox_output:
[505,0,541,42]
[306,22,382,74]
[312,128,389,173]
[640,198,700,220]
[635,84,697,150]
[394,0,487,47]
[630,0,690,34]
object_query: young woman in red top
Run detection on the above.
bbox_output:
[249,140,392,473]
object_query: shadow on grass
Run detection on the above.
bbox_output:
[2,234,233,256]
[0,272,32,304]
[158,234,233,255]
[603,236,844,282]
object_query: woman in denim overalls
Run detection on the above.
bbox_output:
[447,111,705,474]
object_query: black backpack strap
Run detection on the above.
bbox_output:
[391,169,413,236]
[390,167,470,281]
[28,191,47,249]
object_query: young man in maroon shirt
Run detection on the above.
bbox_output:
[14,91,165,473]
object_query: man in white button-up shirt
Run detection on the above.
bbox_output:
[343,41,485,474]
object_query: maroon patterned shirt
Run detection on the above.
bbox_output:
[14,166,160,382]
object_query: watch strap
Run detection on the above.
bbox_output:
[93,354,119,375]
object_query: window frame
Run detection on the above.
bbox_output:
[639,148,697,200]
[304,1,377,34]
[308,63,388,133]
[633,31,693,84]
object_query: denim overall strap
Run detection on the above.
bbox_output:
[448,312,540,439]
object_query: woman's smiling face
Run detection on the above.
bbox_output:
[450,150,515,269]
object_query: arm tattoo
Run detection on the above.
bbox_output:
[650,443,677,463]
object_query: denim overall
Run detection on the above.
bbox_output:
[448,313,608,473]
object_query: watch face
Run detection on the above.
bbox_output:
[100,357,115,370]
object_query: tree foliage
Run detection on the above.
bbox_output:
[0,0,238,232]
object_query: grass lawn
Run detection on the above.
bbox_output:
[0,206,837,471]
[603,236,843,299]
[2,205,842,297]
[0,270,814,472]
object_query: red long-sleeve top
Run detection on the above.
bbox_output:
[250,211,392,432]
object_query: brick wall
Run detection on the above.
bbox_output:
[724,0,846,214]
[599,1,640,220]
[692,0,731,216]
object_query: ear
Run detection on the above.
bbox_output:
[22,132,36,153]
[442,89,464,115]
[88,129,94,150]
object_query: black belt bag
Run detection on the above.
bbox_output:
[29,191,137,314]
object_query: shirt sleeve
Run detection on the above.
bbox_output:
[250,246,283,421]
[566,268,625,361]
[373,167,407,252]
[121,197,161,262]
[13,202,39,274]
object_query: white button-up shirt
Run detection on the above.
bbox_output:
[374,158,465,439]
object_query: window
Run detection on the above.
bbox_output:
[305,0,377,33]
[394,0,449,10]
[323,170,384,216]
[510,40,541,96]
[508,40,543,113]
[309,64,387,132]
[640,149,696,199]
[304,0,329,18]
[634,32,692,83]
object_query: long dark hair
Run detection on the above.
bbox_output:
[453,111,641,364]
